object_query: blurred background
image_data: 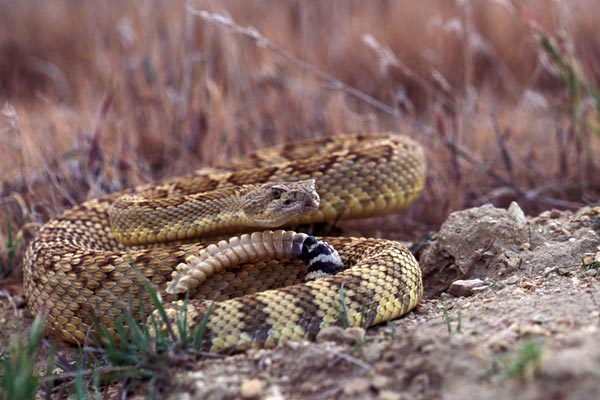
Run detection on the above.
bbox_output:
[1,0,600,275]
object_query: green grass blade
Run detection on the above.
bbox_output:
[193,301,215,351]
[1,312,47,400]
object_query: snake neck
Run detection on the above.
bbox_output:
[108,186,256,245]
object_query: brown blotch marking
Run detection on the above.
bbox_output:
[225,166,280,186]
[312,155,343,176]
[290,285,324,339]
[239,296,274,347]
[339,272,380,327]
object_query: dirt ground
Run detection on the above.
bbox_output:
[1,203,599,399]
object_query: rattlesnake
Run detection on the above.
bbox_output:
[23,133,426,352]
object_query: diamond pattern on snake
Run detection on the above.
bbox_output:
[23,132,426,353]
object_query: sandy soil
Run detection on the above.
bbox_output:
[1,203,599,399]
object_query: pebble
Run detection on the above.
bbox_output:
[557,267,572,276]
[264,385,285,400]
[439,292,454,300]
[507,201,526,223]
[549,209,562,218]
[240,379,264,399]
[514,324,552,336]
[487,330,517,352]
[581,253,596,265]
[448,279,486,297]
[316,326,365,345]
[187,371,204,380]
[342,377,371,395]
[361,341,384,362]
[379,390,403,400]
[372,375,391,389]
[531,314,547,324]
[571,277,581,286]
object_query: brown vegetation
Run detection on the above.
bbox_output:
[1,2,600,398]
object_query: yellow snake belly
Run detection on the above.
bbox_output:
[23,132,426,352]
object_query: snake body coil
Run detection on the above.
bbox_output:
[23,133,426,352]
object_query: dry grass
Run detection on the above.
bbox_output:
[1,0,600,276]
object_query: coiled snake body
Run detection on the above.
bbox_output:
[24,133,426,352]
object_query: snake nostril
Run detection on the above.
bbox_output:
[305,198,317,209]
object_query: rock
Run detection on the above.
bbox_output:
[240,379,264,399]
[361,341,384,362]
[531,314,547,324]
[419,204,540,297]
[486,330,518,352]
[316,326,365,345]
[264,385,285,400]
[582,252,600,272]
[372,375,391,389]
[342,377,371,396]
[448,279,486,297]
[508,201,526,223]
[419,204,600,299]
[379,390,403,400]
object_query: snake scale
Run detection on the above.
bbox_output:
[23,133,426,353]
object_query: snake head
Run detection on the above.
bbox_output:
[241,179,320,227]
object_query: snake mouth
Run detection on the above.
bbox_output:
[271,179,320,216]
[301,191,320,211]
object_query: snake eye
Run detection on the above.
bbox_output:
[271,188,283,199]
